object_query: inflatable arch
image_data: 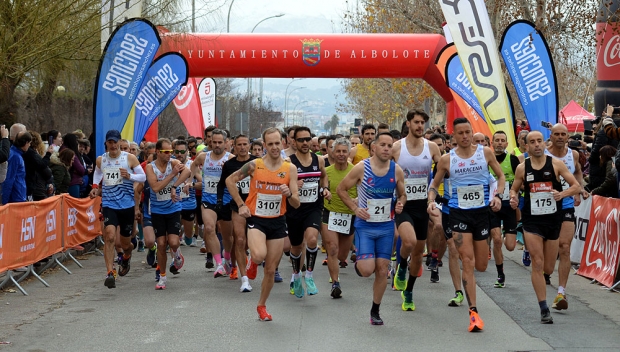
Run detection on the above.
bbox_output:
[159,33,458,121]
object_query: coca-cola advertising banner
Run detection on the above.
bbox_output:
[577,195,620,288]
[597,23,620,82]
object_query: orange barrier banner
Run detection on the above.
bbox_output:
[63,195,102,248]
[0,197,63,272]
[577,196,620,287]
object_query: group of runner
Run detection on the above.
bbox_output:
[88,110,586,330]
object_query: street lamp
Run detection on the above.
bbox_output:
[284,78,305,126]
[286,86,306,126]
[252,13,285,33]
[292,101,309,125]
[252,13,285,112]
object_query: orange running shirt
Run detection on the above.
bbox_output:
[246,158,291,218]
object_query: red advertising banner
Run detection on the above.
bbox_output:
[577,195,620,287]
[0,197,63,272]
[63,196,102,248]
[174,77,204,137]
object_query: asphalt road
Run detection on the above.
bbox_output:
[1,242,619,352]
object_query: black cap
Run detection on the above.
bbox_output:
[105,130,121,142]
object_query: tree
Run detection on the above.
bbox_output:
[324,114,339,134]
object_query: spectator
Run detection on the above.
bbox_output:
[592,105,620,190]
[0,125,10,200]
[46,129,62,152]
[50,148,74,194]
[3,131,30,204]
[23,131,54,200]
[129,142,140,156]
[591,145,618,198]
[78,139,93,197]
[59,133,85,198]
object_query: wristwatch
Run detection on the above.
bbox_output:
[495,193,503,200]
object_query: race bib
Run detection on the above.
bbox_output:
[179,184,189,199]
[255,193,282,217]
[530,192,556,215]
[103,167,122,186]
[367,198,391,222]
[299,181,318,203]
[238,176,250,195]
[203,176,219,194]
[559,176,569,191]
[328,212,352,233]
[502,181,510,200]
[405,177,427,201]
[457,185,484,209]
[156,182,174,201]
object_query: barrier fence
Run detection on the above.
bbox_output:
[0,195,101,295]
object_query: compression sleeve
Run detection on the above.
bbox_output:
[93,166,103,186]
[129,164,146,183]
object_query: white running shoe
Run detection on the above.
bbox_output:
[240,277,252,292]
[155,276,167,290]
[190,237,197,247]
[214,265,226,278]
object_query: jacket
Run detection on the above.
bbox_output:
[23,147,53,199]
[2,145,27,204]
[59,146,86,186]
[50,152,70,194]
[591,160,618,198]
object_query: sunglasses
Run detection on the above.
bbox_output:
[159,149,173,154]
[296,137,312,143]
[174,150,187,154]
[188,145,196,149]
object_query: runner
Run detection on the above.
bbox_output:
[283,126,299,157]
[218,134,258,292]
[392,110,441,311]
[146,138,191,289]
[545,123,588,310]
[489,131,521,288]
[321,137,356,298]
[427,118,505,332]
[174,140,197,247]
[510,130,580,323]
[286,126,331,298]
[192,129,234,278]
[90,130,145,289]
[337,132,406,325]
[226,127,300,321]
[349,124,376,164]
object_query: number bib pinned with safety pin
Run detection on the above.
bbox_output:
[156,182,174,201]
[255,193,282,217]
[405,178,427,201]
[457,185,484,209]
[367,198,391,222]
[530,192,556,215]
[328,212,352,233]
[103,167,122,186]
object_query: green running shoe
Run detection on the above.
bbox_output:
[448,291,464,307]
[305,276,318,295]
[393,264,407,291]
[289,281,295,295]
[293,276,305,298]
[401,291,415,311]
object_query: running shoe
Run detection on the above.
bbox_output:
[131,237,138,250]
[339,261,348,268]
[205,256,215,270]
[137,240,145,252]
[183,236,192,246]
[438,260,443,267]
[173,250,185,270]
[393,264,407,291]
[430,268,439,283]
[190,237,197,247]
[401,291,415,311]
[118,256,131,276]
[329,276,339,283]
[494,276,505,288]
[428,257,438,270]
[322,258,328,266]
[117,253,123,266]
[169,263,180,275]
[155,276,167,290]
[305,276,318,295]
[257,305,272,321]
[301,264,307,272]
[370,311,383,325]
[552,293,568,310]
[229,267,238,280]
[544,273,551,285]
[350,250,357,262]
[449,291,464,307]
[223,260,232,275]
[246,259,258,280]
[392,251,397,262]
[290,281,295,295]
[468,309,484,332]
[522,249,531,267]
[146,245,157,266]
[293,276,305,298]
[541,309,553,324]
[155,268,160,281]
[321,244,326,253]
[200,243,208,253]
[330,282,342,298]
[240,277,252,292]
[214,265,227,278]
[425,254,432,268]
[104,272,116,289]
[112,269,117,279]
[274,270,283,283]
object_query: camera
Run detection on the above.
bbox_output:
[568,140,582,150]
[540,121,552,128]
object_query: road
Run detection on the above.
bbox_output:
[1,242,619,352]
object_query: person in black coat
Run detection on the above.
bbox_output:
[23,131,53,200]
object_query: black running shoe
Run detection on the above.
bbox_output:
[118,256,131,277]
[430,268,439,283]
[104,273,116,289]
[331,282,342,299]
[544,273,551,285]
[146,246,156,266]
[370,311,383,325]
[339,261,348,268]
[541,309,553,324]
[301,264,307,272]
[169,263,179,275]
[205,257,215,269]
[425,255,432,267]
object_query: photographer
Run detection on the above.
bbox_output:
[589,105,620,190]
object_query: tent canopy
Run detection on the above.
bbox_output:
[559,100,595,133]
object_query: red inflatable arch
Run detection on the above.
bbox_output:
[159,33,458,120]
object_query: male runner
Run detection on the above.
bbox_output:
[349,124,376,164]
[286,126,331,298]
[192,129,234,278]
[172,140,197,247]
[392,110,441,311]
[218,134,258,291]
[337,132,405,325]
[90,130,145,289]
[489,131,521,288]
[226,127,300,321]
[545,123,588,310]
[283,125,299,157]
[510,131,579,323]
[146,138,191,289]
[428,118,505,332]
